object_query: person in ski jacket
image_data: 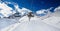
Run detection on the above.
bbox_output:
[27,12,34,21]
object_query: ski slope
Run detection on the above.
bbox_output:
[0,17,20,30]
[1,15,60,31]
[0,9,60,31]
[42,10,60,29]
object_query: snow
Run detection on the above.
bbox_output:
[42,10,60,29]
[0,1,32,18]
[0,7,60,31]
[13,16,60,31]
[0,2,13,17]
[14,4,32,16]
[42,16,60,29]
[1,15,60,31]
[36,7,53,16]
[0,17,20,30]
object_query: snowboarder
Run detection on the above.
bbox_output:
[27,12,34,21]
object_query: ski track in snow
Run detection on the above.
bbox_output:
[0,17,20,30]
[0,16,60,31]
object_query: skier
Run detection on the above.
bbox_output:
[27,12,34,21]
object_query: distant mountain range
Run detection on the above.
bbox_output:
[0,0,60,18]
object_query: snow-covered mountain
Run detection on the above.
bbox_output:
[0,1,32,18]
[0,0,60,31]
[1,9,60,31]
[36,7,53,16]
[41,6,60,29]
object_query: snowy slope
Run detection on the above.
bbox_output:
[0,17,20,30]
[1,7,60,31]
[42,16,60,29]
[42,10,60,29]
[1,16,60,31]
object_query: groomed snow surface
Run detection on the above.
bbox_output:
[0,9,60,31]
[0,15,60,31]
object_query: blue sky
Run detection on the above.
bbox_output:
[0,0,60,30]
[2,0,60,12]
[0,0,60,18]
